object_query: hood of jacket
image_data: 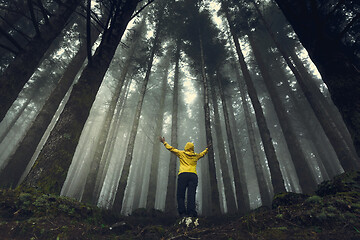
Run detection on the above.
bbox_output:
[184,142,196,155]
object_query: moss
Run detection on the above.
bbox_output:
[305,195,322,205]
[272,226,288,231]
[261,227,288,239]
[326,205,339,213]
[316,171,360,196]
[272,192,309,208]
[316,211,327,221]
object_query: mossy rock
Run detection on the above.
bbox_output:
[316,171,360,196]
[272,192,309,209]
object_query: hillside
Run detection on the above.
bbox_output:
[1,171,360,239]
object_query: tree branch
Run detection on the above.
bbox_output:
[36,0,50,25]
[0,43,18,55]
[130,0,156,20]
[0,15,32,42]
[339,13,359,38]
[0,26,23,51]
[86,0,92,65]
[27,0,41,36]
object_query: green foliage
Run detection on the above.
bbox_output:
[316,171,360,196]
[272,192,309,208]
[304,195,323,205]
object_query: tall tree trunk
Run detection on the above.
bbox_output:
[91,83,131,208]
[231,60,272,206]
[199,33,221,215]
[92,77,132,204]
[82,20,145,205]
[112,15,162,213]
[0,0,80,122]
[270,51,339,178]
[289,49,357,160]
[252,0,359,172]
[165,39,180,215]
[0,97,32,145]
[209,81,237,213]
[224,9,286,194]
[132,137,149,210]
[21,0,139,194]
[146,55,170,209]
[248,31,317,193]
[0,16,102,189]
[273,0,360,164]
[217,73,251,212]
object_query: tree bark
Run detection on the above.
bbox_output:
[270,50,339,178]
[86,0,92,65]
[209,80,237,213]
[217,73,251,212]
[112,14,163,213]
[199,33,221,215]
[248,31,317,193]
[21,0,139,195]
[273,0,360,165]
[27,0,41,37]
[231,60,273,206]
[146,54,170,210]
[224,9,286,194]
[81,19,145,205]
[165,39,180,215]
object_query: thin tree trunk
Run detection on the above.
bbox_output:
[210,81,237,213]
[92,96,130,208]
[93,77,132,203]
[86,0,92,65]
[112,15,163,213]
[21,0,139,194]
[0,0,80,122]
[217,73,251,212]
[132,137,149,210]
[27,0,41,37]
[224,10,286,195]
[146,56,170,210]
[165,39,180,215]
[199,33,221,215]
[231,61,272,206]
[248,31,317,193]
[36,0,50,25]
[82,19,145,205]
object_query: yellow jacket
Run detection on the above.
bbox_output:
[163,141,208,175]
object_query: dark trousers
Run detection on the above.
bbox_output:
[177,172,198,217]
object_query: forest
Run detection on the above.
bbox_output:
[0,0,359,238]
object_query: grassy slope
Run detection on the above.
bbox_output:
[1,171,360,239]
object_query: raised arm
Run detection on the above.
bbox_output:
[198,143,212,158]
[159,136,181,155]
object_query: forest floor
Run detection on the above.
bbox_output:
[1,171,360,240]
